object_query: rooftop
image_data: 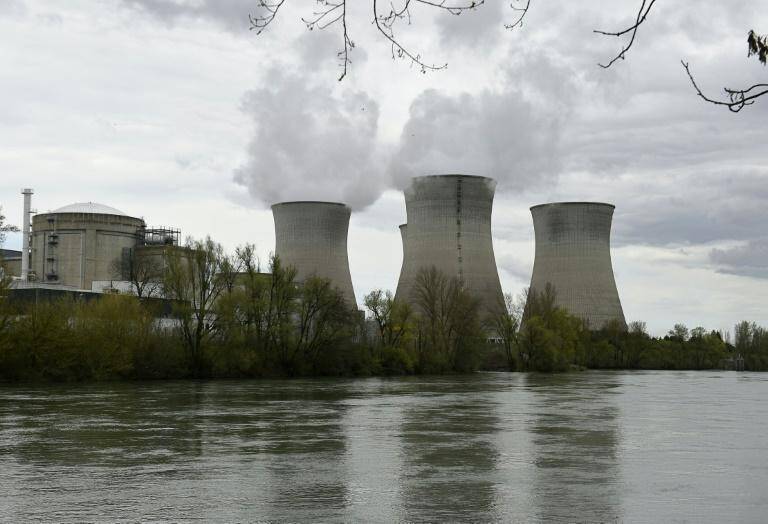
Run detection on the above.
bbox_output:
[50,202,130,216]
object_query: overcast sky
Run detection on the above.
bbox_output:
[1,0,766,335]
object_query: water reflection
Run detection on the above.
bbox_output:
[251,381,350,520]
[526,373,622,522]
[2,372,768,522]
[398,378,501,521]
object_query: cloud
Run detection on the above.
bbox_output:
[0,0,26,18]
[434,1,505,49]
[233,66,384,209]
[710,239,768,279]
[118,0,258,33]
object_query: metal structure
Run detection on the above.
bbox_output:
[272,201,357,306]
[138,226,181,246]
[395,174,504,315]
[528,202,626,329]
[30,202,146,290]
[20,188,33,281]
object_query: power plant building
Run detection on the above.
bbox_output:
[395,174,504,315]
[30,203,146,290]
[272,201,357,306]
[528,202,626,329]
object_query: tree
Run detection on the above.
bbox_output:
[163,237,230,376]
[412,266,483,371]
[251,1,766,111]
[109,248,165,299]
[487,292,523,370]
[292,276,355,373]
[250,0,526,81]
[667,323,689,342]
[0,206,19,247]
[682,30,768,112]
[363,288,413,350]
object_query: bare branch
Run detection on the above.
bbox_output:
[682,60,768,113]
[300,1,354,81]
[372,0,485,74]
[594,0,658,68]
[504,0,531,31]
[248,0,287,35]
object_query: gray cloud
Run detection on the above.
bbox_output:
[435,1,505,49]
[233,66,383,209]
[710,239,768,279]
[118,0,257,33]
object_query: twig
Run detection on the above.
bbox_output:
[594,0,657,68]
[682,60,768,113]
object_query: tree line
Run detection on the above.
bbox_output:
[1,236,767,382]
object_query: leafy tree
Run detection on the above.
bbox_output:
[163,237,229,376]
[667,323,689,342]
[364,288,413,350]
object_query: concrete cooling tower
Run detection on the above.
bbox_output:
[528,202,626,329]
[395,174,504,315]
[272,201,357,306]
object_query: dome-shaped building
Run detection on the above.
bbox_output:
[30,202,145,290]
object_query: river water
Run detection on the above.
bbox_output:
[1,371,766,523]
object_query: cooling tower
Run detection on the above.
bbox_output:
[395,175,504,315]
[528,202,626,329]
[272,201,357,306]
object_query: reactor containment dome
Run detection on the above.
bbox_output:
[528,202,626,329]
[30,202,145,290]
[272,201,357,306]
[395,174,504,315]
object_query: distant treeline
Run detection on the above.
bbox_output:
[1,237,766,382]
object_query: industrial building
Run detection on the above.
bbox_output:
[528,202,626,329]
[272,201,357,306]
[0,249,22,278]
[395,174,504,315]
[6,189,180,295]
[30,202,146,290]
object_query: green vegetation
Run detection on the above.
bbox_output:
[0,237,766,382]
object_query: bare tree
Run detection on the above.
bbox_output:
[292,276,354,370]
[250,0,528,80]
[412,266,481,367]
[487,292,524,370]
[110,249,165,299]
[250,1,766,111]
[682,31,768,113]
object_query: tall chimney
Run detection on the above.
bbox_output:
[21,188,33,281]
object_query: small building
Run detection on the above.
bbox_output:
[0,249,22,278]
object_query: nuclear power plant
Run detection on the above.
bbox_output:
[2,189,181,294]
[1,184,630,331]
[272,201,357,306]
[528,202,626,329]
[395,175,504,315]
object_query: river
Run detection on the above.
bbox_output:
[1,371,766,522]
